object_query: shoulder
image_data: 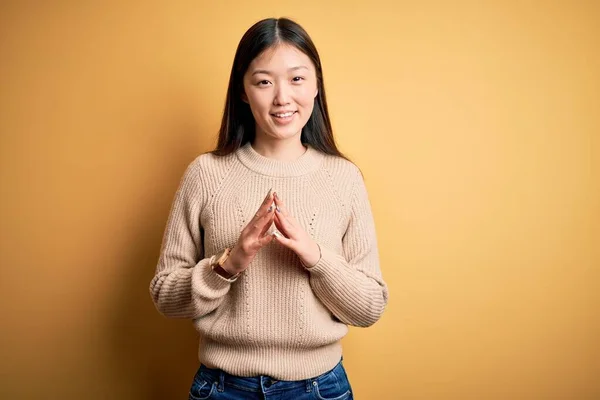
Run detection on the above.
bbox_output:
[186,150,238,179]
[316,152,367,208]
[319,152,364,184]
[177,150,238,200]
[176,151,237,209]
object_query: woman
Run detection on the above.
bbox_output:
[150,17,388,400]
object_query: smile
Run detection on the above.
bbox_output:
[271,111,297,125]
[271,111,297,118]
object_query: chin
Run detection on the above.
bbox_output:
[265,133,299,141]
[264,125,302,140]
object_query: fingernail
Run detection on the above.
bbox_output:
[276,206,281,213]
[268,205,273,212]
[267,188,273,197]
[273,192,277,198]
[273,231,282,238]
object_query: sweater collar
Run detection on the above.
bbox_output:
[235,142,323,177]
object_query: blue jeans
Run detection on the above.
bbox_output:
[188,358,353,400]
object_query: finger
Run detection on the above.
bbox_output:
[273,192,289,217]
[273,192,284,214]
[273,212,291,238]
[263,188,274,204]
[253,190,274,221]
[275,207,292,229]
[249,205,275,233]
[258,232,275,247]
[272,230,292,247]
[259,213,275,237]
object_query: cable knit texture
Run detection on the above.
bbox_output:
[149,142,388,380]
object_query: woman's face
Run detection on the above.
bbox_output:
[242,44,318,142]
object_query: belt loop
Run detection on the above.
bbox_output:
[306,378,312,393]
[218,371,225,392]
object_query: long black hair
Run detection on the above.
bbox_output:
[211,18,347,160]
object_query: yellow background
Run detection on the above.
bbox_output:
[1,1,598,399]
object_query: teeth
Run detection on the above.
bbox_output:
[274,112,294,118]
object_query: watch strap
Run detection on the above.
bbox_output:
[210,248,240,280]
[212,263,239,280]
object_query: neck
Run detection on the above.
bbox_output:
[251,134,307,161]
[236,139,323,178]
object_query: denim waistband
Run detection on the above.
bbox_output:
[197,358,344,393]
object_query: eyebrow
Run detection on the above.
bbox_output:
[251,66,309,76]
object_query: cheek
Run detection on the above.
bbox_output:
[247,92,271,116]
[296,86,317,107]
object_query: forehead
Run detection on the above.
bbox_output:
[248,43,314,71]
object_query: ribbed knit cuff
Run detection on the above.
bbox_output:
[304,245,386,327]
[208,254,241,283]
[300,243,322,269]
[194,259,237,290]
[303,245,343,278]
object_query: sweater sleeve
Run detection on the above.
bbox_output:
[307,169,389,327]
[149,160,234,319]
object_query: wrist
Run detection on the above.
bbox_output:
[210,248,243,280]
[301,242,322,269]
[223,249,245,274]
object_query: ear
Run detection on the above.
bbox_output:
[314,88,319,98]
[241,92,248,103]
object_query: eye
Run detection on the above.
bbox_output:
[257,80,271,86]
[292,76,305,83]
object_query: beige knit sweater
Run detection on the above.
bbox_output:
[149,142,388,380]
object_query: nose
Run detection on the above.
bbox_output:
[273,82,291,106]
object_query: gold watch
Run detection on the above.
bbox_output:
[210,248,240,280]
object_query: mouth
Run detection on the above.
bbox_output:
[271,111,297,118]
[270,111,297,124]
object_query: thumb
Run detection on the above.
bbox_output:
[272,231,293,248]
[258,233,275,247]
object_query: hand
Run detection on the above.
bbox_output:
[271,192,321,268]
[223,189,275,274]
